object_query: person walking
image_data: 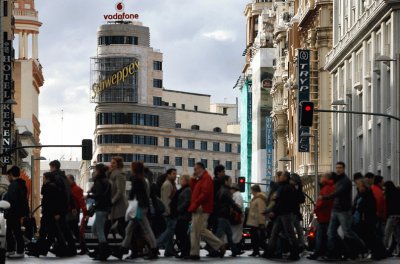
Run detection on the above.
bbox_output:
[5,166,29,259]
[108,156,128,238]
[175,174,192,259]
[371,175,386,240]
[322,162,367,260]
[188,162,225,260]
[88,163,112,261]
[383,181,400,256]
[66,174,88,255]
[121,162,158,260]
[157,168,178,257]
[230,183,244,254]
[246,184,267,257]
[290,173,306,251]
[308,172,335,260]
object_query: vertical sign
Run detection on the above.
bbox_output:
[265,116,273,191]
[298,49,310,152]
[2,41,12,164]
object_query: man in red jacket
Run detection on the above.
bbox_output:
[188,162,225,260]
[370,175,386,240]
[308,172,336,260]
[67,175,89,255]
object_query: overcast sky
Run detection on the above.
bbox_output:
[35,0,247,161]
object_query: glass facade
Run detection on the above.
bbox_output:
[98,36,138,45]
[96,113,159,126]
[97,153,158,163]
[98,134,158,145]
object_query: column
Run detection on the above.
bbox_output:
[23,32,29,59]
[18,32,23,59]
[32,33,38,59]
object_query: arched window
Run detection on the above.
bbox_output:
[191,125,200,130]
[213,127,222,133]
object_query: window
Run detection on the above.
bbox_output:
[164,156,170,165]
[172,103,176,108]
[164,138,170,147]
[194,106,198,111]
[188,158,195,167]
[97,135,158,145]
[153,61,162,71]
[175,123,182,128]
[175,138,183,148]
[188,140,195,149]
[191,125,200,130]
[225,143,232,153]
[153,79,163,88]
[213,160,220,169]
[181,104,185,110]
[237,144,241,153]
[97,153,158,163]
[225,161,232,171]
[175,157,183,166]
[201,159,208,168]
[3,1,8,17]
[223,107,227,114]
[201,141,208,151]
[97,35,138,45]
[97,113,159,127]
[213,142,220,152]
[237,162,241,170]
[153,96,162,106]
[213,127,222,133]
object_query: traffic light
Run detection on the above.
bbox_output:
[238,177,246,192]
[82,139,93,160]
[300,101,314,127]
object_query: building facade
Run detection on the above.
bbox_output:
[325,0,400,184]
[91,21,241,180]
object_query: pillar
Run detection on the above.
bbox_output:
[32,33,38,59]
[18,32,23,59]
[23,32,29,59]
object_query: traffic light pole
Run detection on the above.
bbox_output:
[316,109,400,122]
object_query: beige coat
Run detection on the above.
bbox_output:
[246,192,267,227]
[161,180,175,216]
[109,169,128,220]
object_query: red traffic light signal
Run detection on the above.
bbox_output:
[238,177,246,192]
[300,101,314,127]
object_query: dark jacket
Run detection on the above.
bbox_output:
[293,185,306,219]
[5,178,29,218]
[175,185,191,220]
[90,176,111,212]
[385,187,400,216]
[216,185,241,219]
[53,170,75,213]
[42,181,64,217]
[352,189,377,226]
[129,176,150,208]
[322,173,352,211]
[272,180,297,216]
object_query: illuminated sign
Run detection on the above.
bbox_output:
[104,2,139,20]
[298,49,310,152]
[91,60,139,99]
[2,41,12,164]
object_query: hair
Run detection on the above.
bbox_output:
[67,174,75,182]
[166,168,177,175]
[95,163,108,179]
[180,174,190,185]
[221,175,231,184]
[111,156,124,169]
[365,172,375,179]
[358,178,371,189]
[251,184,261,193]
[336,161,346,168]
[49,160,61,170]
[195,162,205,170]
[214,164,225,176]
[384,181,398,198]
[131,161,145,178]
[290,173,302,186]
[282,171,291,180]
[374,175,384,185]
[144,167,154,182]
[7,166,20,177]
[43,171,55,182]
[276,171,283,177]
[353,172,363,181]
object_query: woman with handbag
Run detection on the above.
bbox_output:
[230,183,244,254]
[88,163,112,261]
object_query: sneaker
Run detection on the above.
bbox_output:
[8,252,24,259]
[6,251,15,257]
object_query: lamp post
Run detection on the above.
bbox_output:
[301,132,318,204]
[31,155,46,213]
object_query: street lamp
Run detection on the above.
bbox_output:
[279,156,293,173]
[301,132,318,204]
[31,155,46,212]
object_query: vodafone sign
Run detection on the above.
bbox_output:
[104,2,139,20]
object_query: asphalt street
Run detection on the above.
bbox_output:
[6,251,400,264]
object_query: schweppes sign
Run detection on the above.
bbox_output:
[91,60,139,99]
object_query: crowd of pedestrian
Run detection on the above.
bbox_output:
[2,158,400,261]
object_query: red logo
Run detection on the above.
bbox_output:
[115,2,124,12]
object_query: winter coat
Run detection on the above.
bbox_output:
[5,178,29,218]
[272,180,297,216]
[265,181,279,214]
[90,176,111,212]
[322,173,352,212]
[246,192,267,227]
[293,185,306,219]
[216,185,241,219]
[129,176,150,209]
[371,185,387,221]
[161,179,176,216]
[53,170,74,214]
[314,179,336,223]
[385,187,400,216]
[41,181,64,217]
[352,189,377,226]
[70,182,88,216]
[109,169,128,220]
[188,171,214,213]
[176,185,191,221]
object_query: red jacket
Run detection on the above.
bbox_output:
[71,182,88,216]
[371,184,387,220]
[188,171,214,213]
[314,180,335,223]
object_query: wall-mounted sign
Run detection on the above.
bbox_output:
[262,79,272,90]
[2,41,12,164]
[265,116,274,191]
[104,2,139,20]
[298,49,310,152]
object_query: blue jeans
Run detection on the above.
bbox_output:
[327,210,364,255]
[157,217,177,255]
[314,222,328,256]
[216,218,237,254]
[93,211,108,243]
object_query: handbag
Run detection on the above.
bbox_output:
[229,208,242,225]
[125,199,139,221]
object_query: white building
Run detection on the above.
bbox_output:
[325,0,400,184]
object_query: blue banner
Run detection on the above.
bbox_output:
[266,116,273,190]
[298,49,310,152]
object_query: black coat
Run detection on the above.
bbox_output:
[129,176,150,208]
[352,189,377,226]
[175,185,191,220]
[5,178,29,218]
[272,180,297,216]
[41,181,64,217]
[323,173,352,211]
[216,185,241,219]
[90,177,111,212]
[386,188,400,216]
[53,170,75,213]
